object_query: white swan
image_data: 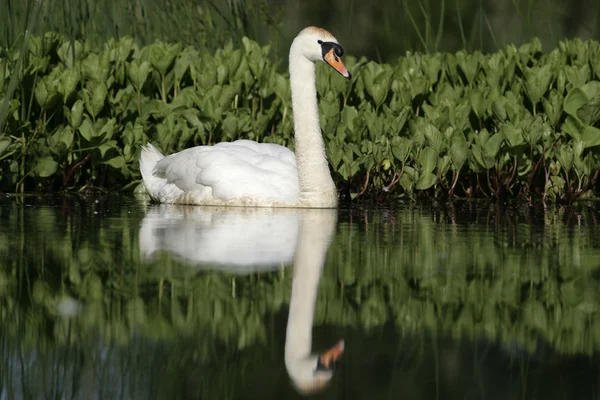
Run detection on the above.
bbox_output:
[138,206,344,393]
[139,26,351,208]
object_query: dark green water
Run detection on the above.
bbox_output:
[1,194,600,399]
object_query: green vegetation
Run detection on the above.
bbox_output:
[1,0,279,56]
[1,32,600,202]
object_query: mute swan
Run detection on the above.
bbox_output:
[139,26,351,208]
[138,206,344,393]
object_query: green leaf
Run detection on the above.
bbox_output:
[564,64,590,88]
[437,155,451,176]
[469,89,485,118]
[399,166,415,192]
[449,132,468,170]
[555,146,573,170]
[564,81,600,125]
[582,125,600,149]
[455,50,481,83]
[362,61,393,108]
[419,146,438,174]
[0,138,10,156]
[78,118,94,141]
[391,137,414,164]
[57,40,83,69]
[82,52,110,83]
[69,100,84,129]
[448,100,470,131]
[90,82,108,117]
[222,114,239,139]
[98,118,116,141]
[501,123,524,147]
[49,126,74,155]
[422,55,441,83]
[327,139,343,169]
[103,155,126,169]
[542,89,563,127]
[340,106,359,133]
[34,76,60,110]
[35,156,58,177]
[524,64,552,104]
[97,140,118,158]
[128,60,151,91]
[483,132,504,159]
[491,100,507,121]
[147,42,182,76]
[521,115,546,146]
[423,123,445,153]
[58,68,80,102]
[562,116,584,141]
[416,172,437,190]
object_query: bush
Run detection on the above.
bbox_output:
[1,33,600,202]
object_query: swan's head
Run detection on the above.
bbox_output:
[291,26,351,79]
[287,339,345,395]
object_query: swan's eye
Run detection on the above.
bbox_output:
[317,40,323,44]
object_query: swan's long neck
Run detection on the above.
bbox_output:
[289,46,336,202]
[284,210,337,381]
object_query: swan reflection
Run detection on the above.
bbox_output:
[139,205,343,394]
[139,205,301,271]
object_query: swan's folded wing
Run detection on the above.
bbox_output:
[153,141,300,202]
[225,140,297,165]
[153,147,209,192]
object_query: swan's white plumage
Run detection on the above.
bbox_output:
[139,26,348,208]
[147,140,300,202]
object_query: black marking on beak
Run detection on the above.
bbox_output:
[320,41,344,59]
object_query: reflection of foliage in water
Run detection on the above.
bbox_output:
[1,197,600,353]
[330,203,600,355]
[1,196,600,397]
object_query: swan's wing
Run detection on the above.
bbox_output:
[153,140,300,201]
[152,147,204,192]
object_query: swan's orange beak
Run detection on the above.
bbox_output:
[317,339,345,370]
[324,50,351,79]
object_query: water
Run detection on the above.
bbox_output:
[1,194,600,399]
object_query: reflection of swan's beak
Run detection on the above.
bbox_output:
[316,339,345,371]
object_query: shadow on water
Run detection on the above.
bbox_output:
[1,194,600,399]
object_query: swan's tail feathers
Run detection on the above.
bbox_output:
[140,143,166,197]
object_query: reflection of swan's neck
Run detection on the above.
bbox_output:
[289,44,336,201]
[284,209,337,392]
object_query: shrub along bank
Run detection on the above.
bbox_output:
[1,33,600,202]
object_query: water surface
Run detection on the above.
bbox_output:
[1,194,600,399]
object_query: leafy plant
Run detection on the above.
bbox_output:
[1,33,600,202]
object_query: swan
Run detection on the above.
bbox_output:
[138,206,344,393]
[139,26,351,208]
